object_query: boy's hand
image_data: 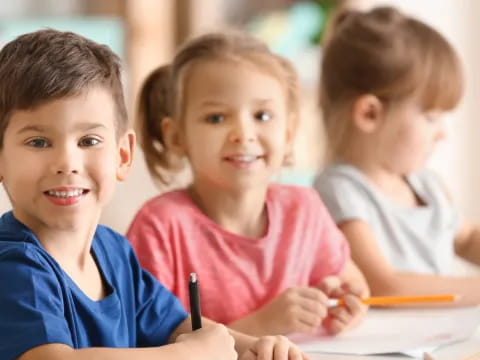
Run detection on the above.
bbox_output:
[240,335,308,360]
[318,276,368,335]
[175,323,237,360]
[252,286,329,335]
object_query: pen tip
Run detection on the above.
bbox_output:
[190,272,197,282]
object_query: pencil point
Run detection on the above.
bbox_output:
[190,272,197,282]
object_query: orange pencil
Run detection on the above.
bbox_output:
[328,294,458,307]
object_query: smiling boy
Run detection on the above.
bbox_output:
[0,29,305,360]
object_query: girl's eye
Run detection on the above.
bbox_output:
[255,111,272,122]
[26,138,49,148]
[206,114,224,124]
[79,137,101,147]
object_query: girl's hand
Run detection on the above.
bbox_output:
[240,335,308,360]
[318,276,368,335]
[175,323,237,360]
[252,286,329,335]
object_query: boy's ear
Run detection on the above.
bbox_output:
[161,117,186,157]
[116,130,136,182]
[352,94,384,133]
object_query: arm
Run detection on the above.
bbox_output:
[19,342,198,360]
[340,220,480,305]
[171,316,306,360]
[20,318,237,360]
[454,221,480,265]
[227,286,329,336]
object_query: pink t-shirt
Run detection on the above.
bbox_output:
[127,184,350,325]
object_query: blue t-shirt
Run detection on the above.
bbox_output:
[0,211,188,360]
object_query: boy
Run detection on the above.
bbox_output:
[0,29,305,360]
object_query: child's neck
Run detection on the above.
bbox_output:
[341,152,423,207]
[188,181,268,238]
[16,211,99,270]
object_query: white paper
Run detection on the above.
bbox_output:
[289,306,480,358]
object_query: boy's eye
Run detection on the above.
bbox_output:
[79,137,101,147]
[206,114,225,124]
[26,138,49,148]
[254,111,272,122]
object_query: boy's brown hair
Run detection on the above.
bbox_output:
[320,6,463,162]
[0,29,127,149]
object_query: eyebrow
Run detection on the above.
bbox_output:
[16,123,107,135]
[198,99,275,107]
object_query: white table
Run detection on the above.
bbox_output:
[300,308,480,360]
[306,332,479,360]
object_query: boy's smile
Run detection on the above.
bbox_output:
[0,86,133,234]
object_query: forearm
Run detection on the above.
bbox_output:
[370,272,480,306]
[20,342,193,360]
[456,226,480,265]
[227,312,265,337]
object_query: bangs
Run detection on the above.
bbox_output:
[415,24,463,111]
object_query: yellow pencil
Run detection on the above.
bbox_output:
[328,294,457,307]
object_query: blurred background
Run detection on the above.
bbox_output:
[0,0,479,272]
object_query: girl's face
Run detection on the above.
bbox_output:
[179,59,293,191]
[376,100,446,174]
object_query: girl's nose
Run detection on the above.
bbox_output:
[228,118,256,143]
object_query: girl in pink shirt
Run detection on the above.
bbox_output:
[127,31,369,337]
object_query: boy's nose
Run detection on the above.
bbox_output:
[52,147,81,175]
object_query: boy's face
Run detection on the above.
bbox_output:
[0,86,134,233]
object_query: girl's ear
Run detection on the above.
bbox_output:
[161,117,186,157]
[352,94,385,133]
[116,130,135,182]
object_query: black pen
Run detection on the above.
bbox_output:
[189,272,202,330]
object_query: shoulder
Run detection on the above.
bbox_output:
[313,164,375,223]
[315,164,372,200]
[131,189,195,223]
[95,224,136,256]
[314,163,368,194]
[126,190,201,243]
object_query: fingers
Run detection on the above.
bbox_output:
[273,337,290,360]
[288,342,306,360]
[325,295,365,335]
[256,336,276,360]
[318,276,344,298]
[295,287,329,305]
[254,336,305,360]
[290,288,329,332]
[344,294,364,315]
[341,281,368,297]
[298,296,328,318]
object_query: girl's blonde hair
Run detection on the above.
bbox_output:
[320,6,463,162]
[137,31,300,186]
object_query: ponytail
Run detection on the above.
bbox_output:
[136,65,176,185]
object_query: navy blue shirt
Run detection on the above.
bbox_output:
[0,211,188,360]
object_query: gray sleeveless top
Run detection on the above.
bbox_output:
[314,164,460,274]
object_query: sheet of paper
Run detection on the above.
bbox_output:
[289,306,480,358]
